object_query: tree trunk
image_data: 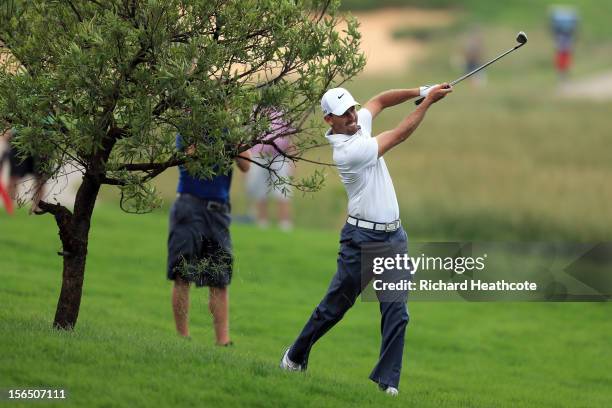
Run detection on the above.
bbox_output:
[52,175,101,330]
[53,247,88,330]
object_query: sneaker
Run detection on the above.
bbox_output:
[279,346,304,371]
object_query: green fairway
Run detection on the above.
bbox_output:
[1,206,610,407]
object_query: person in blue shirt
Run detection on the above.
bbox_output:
[167,134,250,345]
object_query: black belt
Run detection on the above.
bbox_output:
[177,193,230,213]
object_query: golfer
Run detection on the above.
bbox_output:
[280,84,452,395]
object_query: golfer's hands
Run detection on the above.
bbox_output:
[419,84,438,97]
[425,83,452,104]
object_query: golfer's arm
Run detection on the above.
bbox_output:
[363,88,421,119]
[375,100,431,157]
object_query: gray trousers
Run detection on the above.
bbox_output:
[288,222,409,389]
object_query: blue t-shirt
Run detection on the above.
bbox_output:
[176,135,232,204]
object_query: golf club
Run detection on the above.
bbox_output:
[415,31,528,105]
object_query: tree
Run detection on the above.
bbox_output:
[0,0,364,329]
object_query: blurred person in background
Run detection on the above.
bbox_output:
[2,128,47,214]
[550,6,578,80]
[463,26,486,87]
[0,129,13,214]
[167,133,250,345]
[246,108,295,231]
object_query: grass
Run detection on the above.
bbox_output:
[1,205,611,407]
[3,2,612,406]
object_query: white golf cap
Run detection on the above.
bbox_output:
[320,87,359,116]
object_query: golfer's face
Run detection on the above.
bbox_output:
[331,106,358,135]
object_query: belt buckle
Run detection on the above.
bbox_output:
[385,222,395,232]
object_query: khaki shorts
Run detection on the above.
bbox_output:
[246,154,294,201]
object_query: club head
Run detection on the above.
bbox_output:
[516,31,528,45]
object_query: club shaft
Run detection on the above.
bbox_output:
[450,43,524,86]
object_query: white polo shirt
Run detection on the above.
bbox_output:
[325,108,400,223]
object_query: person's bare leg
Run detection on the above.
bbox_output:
[278,200,292,231]
[256,199,269,228]
[172,277,191,337]
[209,286,230,345]
[8,176,18,200]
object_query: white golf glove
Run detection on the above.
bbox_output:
[419,84,439,97]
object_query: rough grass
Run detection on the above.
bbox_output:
[1,205,611,407]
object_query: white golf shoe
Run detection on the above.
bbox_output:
[279,347,304,372]
[379,384,399,396]
[384,386,399,396]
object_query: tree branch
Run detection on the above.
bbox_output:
[238,154,322,194]
[114,156,185,172]
[84,0,106,8]
[36,201,76,257]
[101,176,126,186]
[36,200,72,216]
[64,0,83,23]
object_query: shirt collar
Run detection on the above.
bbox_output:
[325,125,361,142]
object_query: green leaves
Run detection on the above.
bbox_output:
[0,0,365,211]
[119,177,163,214]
